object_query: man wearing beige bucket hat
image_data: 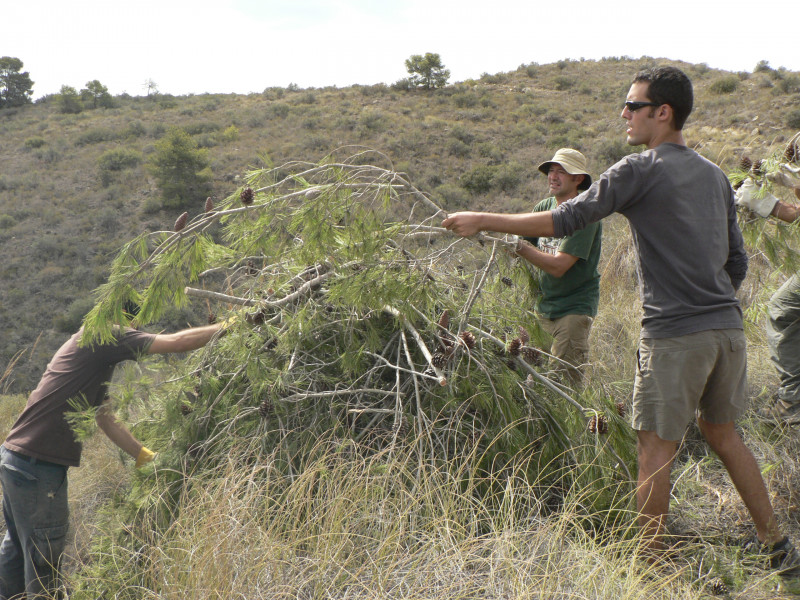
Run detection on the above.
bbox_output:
[514,148,601,384]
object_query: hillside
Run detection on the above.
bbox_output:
[3,56,800,599]
[0,55,798,390]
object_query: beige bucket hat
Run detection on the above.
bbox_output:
[537,148,592,190]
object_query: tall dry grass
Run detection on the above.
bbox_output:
[71,438,709,600]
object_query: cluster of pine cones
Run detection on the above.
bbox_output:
[506,326,542,366]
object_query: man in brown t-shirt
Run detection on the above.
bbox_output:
[0,322,222,599]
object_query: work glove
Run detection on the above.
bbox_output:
[219,313,239,330]
[135,446,156,468]
[766,163,800,190]
[735,178,778,218]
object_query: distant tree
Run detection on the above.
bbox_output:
[147,127,212,208]
[754,60,772,73]
[81,80,114,108]
[57,85,83,114]
[0,56,34,108]
[404,53,450,90]
[143,78,159,98]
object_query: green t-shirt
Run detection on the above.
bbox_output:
[528,196,602,319]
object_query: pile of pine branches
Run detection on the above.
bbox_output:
[84,149,634,515]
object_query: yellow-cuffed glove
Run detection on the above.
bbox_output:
[135,446,156,468]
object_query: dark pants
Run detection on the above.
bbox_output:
[0,446,69,599]
[767,274,800,407]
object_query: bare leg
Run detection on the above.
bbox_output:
[696,417,781,544]
[636,429,679,552]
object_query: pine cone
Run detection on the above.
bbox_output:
[785,135,799,163]
[459,330,476,350]
[260,338,278,352]
[518,326,530,344]
[180,403,193,416]
[174,211,188,231]
[245,310,267,325]
[431,352,449,368]
[507,338,522,357]
[739,155,752,172]
[438,309,450,330]
[259,398,274,418]
[709,578,728,596]
[752,159,764,177]
[240,187,255,205]
[615,402,626,417]
[501,276,513,287]
[588,415,608,435]
[522,346,542,365]
[207,312,217,324]
[204,196,214,212]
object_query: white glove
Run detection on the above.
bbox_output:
[735,178,778,218]
[766,163,800,190]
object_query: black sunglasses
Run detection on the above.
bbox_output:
[625,101,661,112]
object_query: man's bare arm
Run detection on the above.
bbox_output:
[147,323,222,355]
[442,211,556,238]
[95,400,142,458]
[771,193,800,224]
[516,241,579,278]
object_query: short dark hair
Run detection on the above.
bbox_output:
[633,66,693,130]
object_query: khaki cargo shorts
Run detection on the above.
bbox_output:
[632,328,747,441]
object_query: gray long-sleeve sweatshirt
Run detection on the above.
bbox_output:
[551,143,747,339]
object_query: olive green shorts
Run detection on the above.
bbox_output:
[632,328,747,441]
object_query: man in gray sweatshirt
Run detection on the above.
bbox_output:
[443,66,800,576]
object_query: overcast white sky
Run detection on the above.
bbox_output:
[5,0,799,99]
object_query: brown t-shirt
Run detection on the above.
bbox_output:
[4,328,155,467]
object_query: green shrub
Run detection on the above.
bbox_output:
[554,76,575,91]
[23,136,46,149]
[268,103,290,119]
[53,297,95,332]
[220,125,240,142]
[447,139,470,158]
[76,127,118,146]
[493,164,521,192]
[34,147,61,164]
[184,122,221,135]
[709,76,739,95]
[390,78,412,91]
[359,109,388,132]
[97,147,142,172]
[450,125,475,145]
[434,182,469,208]
[124,121,147,138]
[460,165,497,194]
[779,76,800,94]
[787,109,800,129]
[0,214,16,229]
[452,92,479,108]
